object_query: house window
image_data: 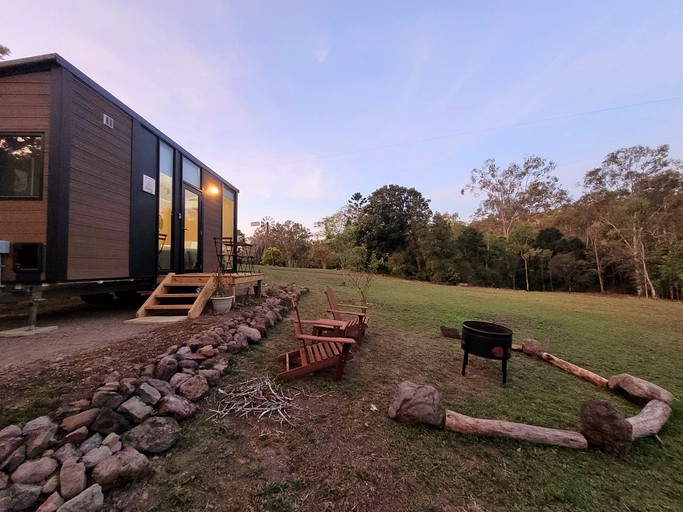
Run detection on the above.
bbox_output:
[182,156,201,188]
[0,135,43,199]
[222,186,235,238]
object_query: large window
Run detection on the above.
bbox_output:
[158,141,174,270]
[0,135,43,199]
[222,186,235,239]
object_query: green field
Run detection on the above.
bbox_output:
[231,265,682,512]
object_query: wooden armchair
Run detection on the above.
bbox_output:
[324,286,368,340]
[275,298,356,381]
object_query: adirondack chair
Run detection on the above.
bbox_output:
[275,298,356,381]
[324,286,368,340]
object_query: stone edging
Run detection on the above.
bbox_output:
[0,285,308,512]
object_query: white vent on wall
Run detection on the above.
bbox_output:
[103,114,114,129]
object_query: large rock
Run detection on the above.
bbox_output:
[56,484,104,512]
[91,390,124,409]
[59,459,87,500]
[60,408,101,433]
[155,356,179,381]
[41,474,59,495]
[0,444,25,473]
[0,425,21,442]
[122,417,181,454]
[78,433,103,455]
[226,334,248,354]
[157,394,199,420]
[11,457,58,485]
[388,381,444,426]
[117,396,153,424]
[91,447,150,488]
[169,372,192,389]
[143,378,174,396]
[199,369,220,387]
[0,483,42,511]
[178,375,209,401]
[579,399,632,455]
[53,400,91,422]
[60,426,90,448]
[18,416,58,458]
[21,416,53,435]
[197,345,216,358]
[91,408,131,435]
[607,374,674,405]
[53,444,79,465]
[135,382,161,405]
[0,436,24,465]
[81,446,113,470]
[35,491,64,512]
[237,324,262,344]
[102,433,122,453]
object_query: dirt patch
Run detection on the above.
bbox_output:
[0,299,229,427]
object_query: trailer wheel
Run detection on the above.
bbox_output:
[80,293,114,304]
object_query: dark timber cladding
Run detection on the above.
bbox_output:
[68,73,132,279]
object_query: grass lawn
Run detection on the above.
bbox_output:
[109,266,682,512]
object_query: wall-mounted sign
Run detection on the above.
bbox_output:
[142,175,156,195]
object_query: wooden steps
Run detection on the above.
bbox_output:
[136,273,216,319]
[136,272,265,319]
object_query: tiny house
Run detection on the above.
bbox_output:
[0,54,238,301]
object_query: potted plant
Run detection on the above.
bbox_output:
[211,267,234,314]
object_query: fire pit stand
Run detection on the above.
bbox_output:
[461,321,513,384]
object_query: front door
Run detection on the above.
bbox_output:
[182,186,202,272]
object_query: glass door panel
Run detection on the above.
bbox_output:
[183,188,201,271]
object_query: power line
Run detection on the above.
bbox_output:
[227,95,683,172]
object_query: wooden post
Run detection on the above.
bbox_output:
[444,410,588,449]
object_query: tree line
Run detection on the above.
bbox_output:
[250,144,682,300]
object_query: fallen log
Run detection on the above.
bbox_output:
[540,353,608,387]
[626,400,673,439]
[444,410,588,449]
[607,374,674,405]
[511,343,524,352]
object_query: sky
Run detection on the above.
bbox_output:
[2,1,683,237]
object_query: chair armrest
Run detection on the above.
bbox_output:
[337,303,367,312]
[327,308,366,318]
[297,334,356,345]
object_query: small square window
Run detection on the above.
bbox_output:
[0,135,43,200]
[182,156,201,188]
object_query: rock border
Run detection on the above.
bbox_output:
[0,285,308,512]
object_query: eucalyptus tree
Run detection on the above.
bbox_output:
[510,222,539,291]
[463,155,569,240]
[582,145,683,299]
[267,220,311,268]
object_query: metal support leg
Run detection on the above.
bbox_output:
[502,358,508,384]
[461,350,469,376]
[28,290,46,331]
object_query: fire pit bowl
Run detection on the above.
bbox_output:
[461,321,513,384]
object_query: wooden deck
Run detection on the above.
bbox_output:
[137,272,263,318]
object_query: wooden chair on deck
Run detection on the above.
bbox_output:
[324,286,368,340]
[275,298,356,381]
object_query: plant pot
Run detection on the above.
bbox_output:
[211,295,234,314]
